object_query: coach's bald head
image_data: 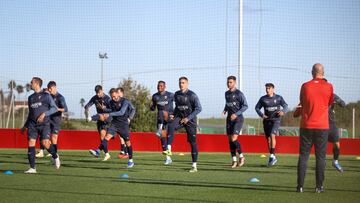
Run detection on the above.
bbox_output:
[312,63,324,79]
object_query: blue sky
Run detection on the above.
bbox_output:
[1,0,359,118]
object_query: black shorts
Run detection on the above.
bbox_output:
[107,124,130,141]
[226,116,244,135]
[97,121,109,133]
[263,119,280,137]
[168,117,197,143]
[50,117,61,134]
[328,126,339,143]
[28,124,51,141]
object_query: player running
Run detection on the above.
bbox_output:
[21,77,60,173]
[255,83,288,166]
[96,88,136,166]
[222,76,248,168]
[167,77,202,172]
[36,81,68,158]
[86,85,111,158]
[150,81,174,165]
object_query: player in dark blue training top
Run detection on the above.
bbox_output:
[21,77,60,174]
[96,88,136,167]
[167,77,202,172]
[328,93,346,172]
[222,76,248,168]
[117,87,136,159]
[86,85,112,158]
[36,81,68,158]
[150,80,174,165]
[255,83,288,166]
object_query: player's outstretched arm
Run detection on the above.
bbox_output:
[59,96,68,112]
[187,93,202,121]
[255,99,264,118]
[280,96,289,114]
[235,91,248,116]
[44,95,58,117]
[334,94,346,107]
[109,100,130,117]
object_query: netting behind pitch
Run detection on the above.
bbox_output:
[0,0,359,137]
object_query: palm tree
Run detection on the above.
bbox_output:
[25,83,31,92]
[16,85,24,98]
[80,98,86,118]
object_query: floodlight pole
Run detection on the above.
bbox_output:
[99,52,108,87]
[238,0,243,91]
[353,108,356,139]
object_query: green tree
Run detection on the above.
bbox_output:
[118,77,156,132]
[7,80,16,104]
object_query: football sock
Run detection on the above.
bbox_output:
[28,147,36,169]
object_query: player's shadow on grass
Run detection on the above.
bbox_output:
[118,177,295,192]
[118,177,360,193]
[0,186,221,203]
[198,167,294,174]
[35,171,360,193]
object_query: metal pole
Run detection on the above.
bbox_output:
[0,82,1,128]
[238,0,243,91]
[353,108,355,139]
[6,93,13,128]
[225,0,228,79]
[12,95,15,128]
[101,58,104,87]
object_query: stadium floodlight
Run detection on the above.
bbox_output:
[99,52,108,87]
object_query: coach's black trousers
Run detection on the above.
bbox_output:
[297,128,328,188]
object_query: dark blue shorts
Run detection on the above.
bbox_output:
[50,117,61,134]
[157,110,170,128]
[263,119,280,137]
[28,124,51,141]
[97,121,109,133]
[107,124,130,141]
[328,124,339,143]
[167,117,197,143]
[226,116,244,135]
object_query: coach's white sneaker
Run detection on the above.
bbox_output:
[35,150,44,158]
[103,153,111,161]
[46,153,52,157]
[24,168,37,174]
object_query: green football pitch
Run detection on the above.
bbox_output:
[0,149,359,203]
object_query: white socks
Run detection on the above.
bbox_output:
[167,145,172,152]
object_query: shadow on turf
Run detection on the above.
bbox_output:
[117,178,360,193]
[10,167,360,194]
[0,186,222,203]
